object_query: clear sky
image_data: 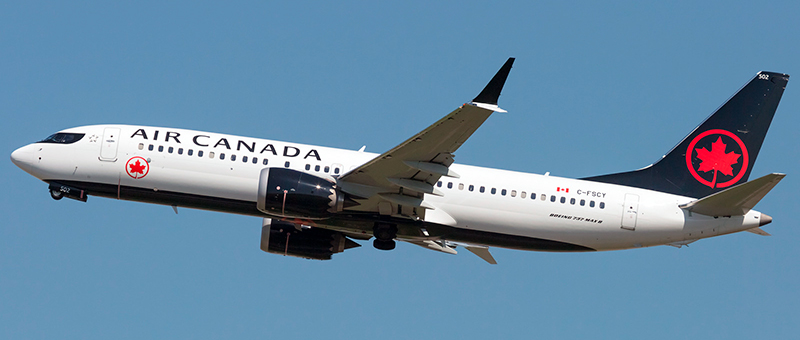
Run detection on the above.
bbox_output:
[2,1,799,339]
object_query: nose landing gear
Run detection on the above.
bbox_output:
[49,188,64,200]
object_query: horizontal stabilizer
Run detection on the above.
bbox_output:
[463,245,498,265]
[405,240,458,255]
[745,227,771,236]
[679,173,785,216]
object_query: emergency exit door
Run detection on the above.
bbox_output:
[621,193,639,230]
[99,127,120,161]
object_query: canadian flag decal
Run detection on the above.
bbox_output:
[557,187,569,193]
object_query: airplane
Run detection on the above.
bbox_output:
[10,58,790,264]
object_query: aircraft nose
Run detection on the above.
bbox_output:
[10,145,33,172]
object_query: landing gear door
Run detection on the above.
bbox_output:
[99,127,120,162]
[621,193,639,230]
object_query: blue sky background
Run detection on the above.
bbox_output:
[2,1,799,339]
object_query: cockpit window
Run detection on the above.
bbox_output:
[38,133,85,144]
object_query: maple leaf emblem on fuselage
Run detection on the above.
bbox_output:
[125,156,149,179]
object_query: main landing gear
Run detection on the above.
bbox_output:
[372,222,397,251]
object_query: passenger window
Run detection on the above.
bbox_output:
[447,182,453,189]
[550,195,556,202]
[560,197,566,204]
[158,146,164,152]
[590,201,595,208]
[324,166,329,173]
[511,190,517,197]
[521,191,526,198]
[315,165,321,172]
[491,188,497,195]
[480,186,485,193]
[198,150,204,157]
[168,147,173,153]
[437,181,442,187]
[220,153,225,160]
[263,159,268,165]
[243,156,248,163]
[231,155,236,161]
[458,183,464,190]
[284,161,290,168]
[541,194,546,201]
[138,143,144,150]
[188,149,193,156]
[148,144,154,151]
[209,152,215,159]
[501,189,507,196]
[580,199,586,206]
[178,148,183,155]
[599,202,605,209]
[334,167,340,174]
[570,198,576,205]
[252,157,258,164]
[468,185,474,192]
[305,164,311,170]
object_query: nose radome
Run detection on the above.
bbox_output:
[10,145,33,171]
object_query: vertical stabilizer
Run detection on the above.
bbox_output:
[584,71,789,198]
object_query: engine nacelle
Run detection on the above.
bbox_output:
[260,218,360,260]
[257,167,348,220]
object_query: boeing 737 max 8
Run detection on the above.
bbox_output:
[10,59,789,263]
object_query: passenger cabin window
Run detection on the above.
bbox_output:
[458,183,464,190]
[501,189,507,196]
[480,186,485,193]
[590,201,595,208]
[468,185,474,192]
[570,198,576,205]
[447,183,453,189]
[263,159,268,165]
[334,168,340,174]
[178,148,183,155]
[168,147,173,153]
[38,133,85,144]
[541,194,546,201]
[284,161,290,168]
[188,149,193,156]
[560,197,566,203]
[437,181,442,187]
[491,188,497,195]
[138,143,144,150]
[305,164,311,170]
[243,156,248,163]
[252,157,258,164]
[198,150,203,157]
[209,152,215,159]
[521,191,526,198]
[511,190,517,197]
[315,165,321,172]
[220,153,225,160]
[550,195,556,202]
[158,146,164,152]
[148,144,154,151]
[580,199,586,206]
[324,166,329,173]
[231,155,236,161]
[599,202,605,209]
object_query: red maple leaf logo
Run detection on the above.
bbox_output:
[129,160,146,175]
[695,137,740,188]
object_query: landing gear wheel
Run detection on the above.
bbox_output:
[50,189,63,200]
[373,239,396,251]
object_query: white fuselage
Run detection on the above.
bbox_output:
[11,124,766,251]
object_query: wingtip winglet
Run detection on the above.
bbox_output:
[472,57,515,105]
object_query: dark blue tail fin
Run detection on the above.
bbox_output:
[583,71,789,198]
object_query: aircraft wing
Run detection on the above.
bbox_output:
[337,58,514,218]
